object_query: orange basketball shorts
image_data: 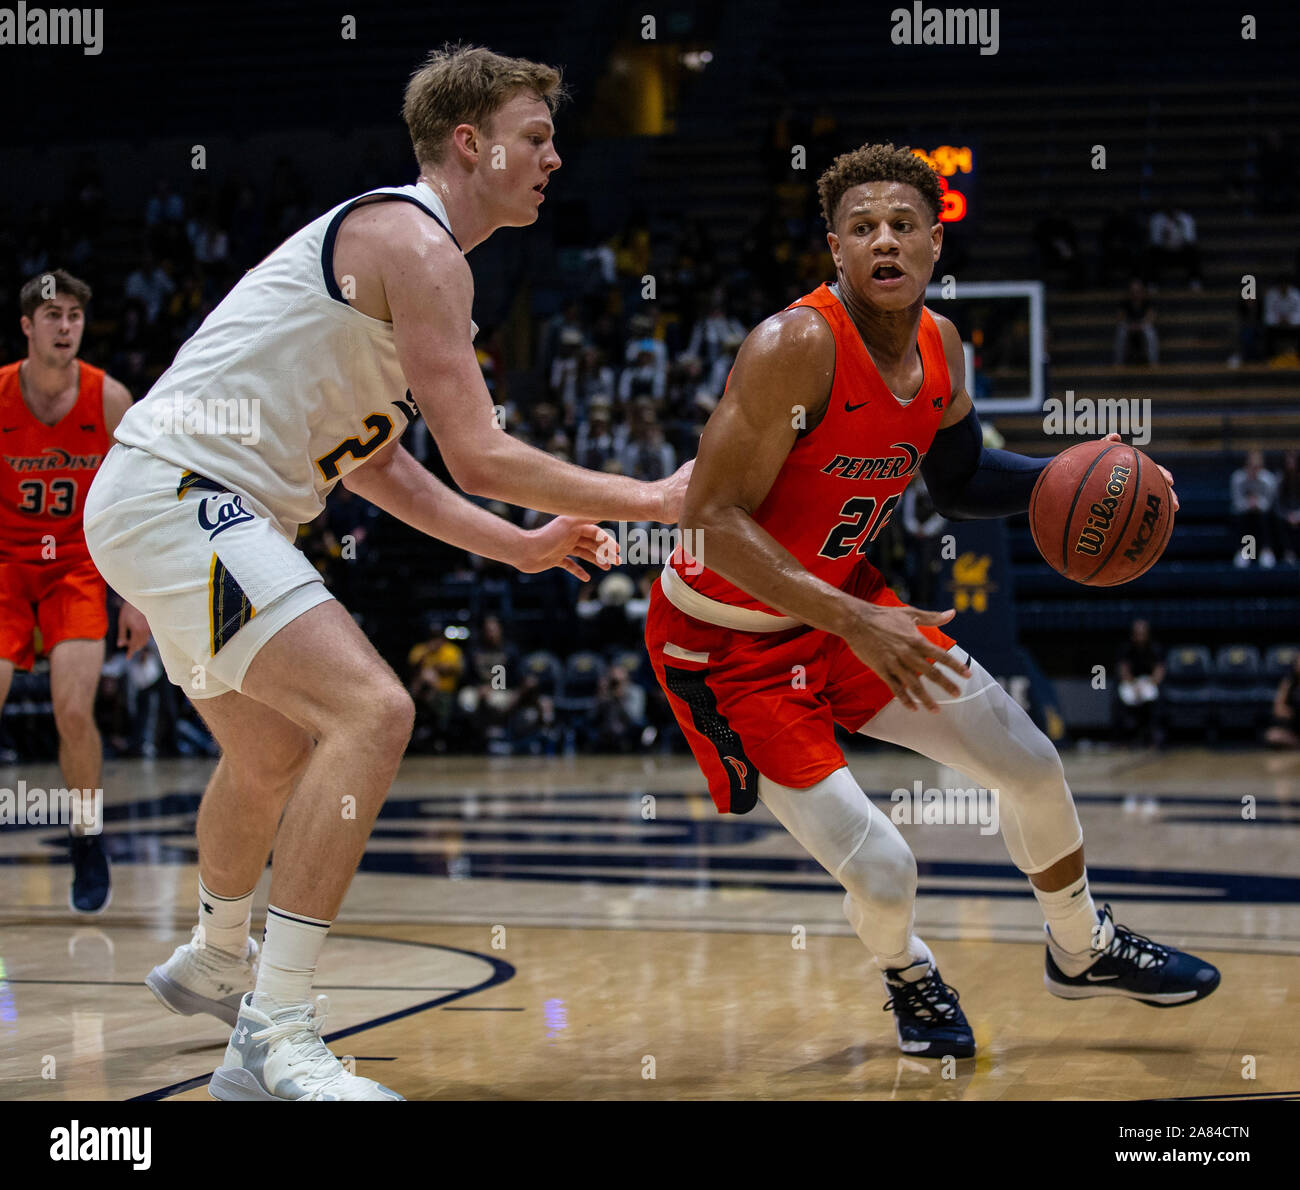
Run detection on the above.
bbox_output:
[0,555,108,670]
[645,567,953,814]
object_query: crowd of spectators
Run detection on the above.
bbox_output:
[3,131,1298,760]
[1230,449,1300,568]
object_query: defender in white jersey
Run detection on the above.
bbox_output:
[84,45,690,1102]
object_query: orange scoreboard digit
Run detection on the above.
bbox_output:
[911,144,972,222]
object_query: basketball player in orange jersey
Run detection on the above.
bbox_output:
[648,143,1218,1060]
[1,269,151,912]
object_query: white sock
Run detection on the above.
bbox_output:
[1035,873,1112,965]
[254,905,330,1008]
[68,787,103,837]
[874,935,934,978]
[197,877,254,954]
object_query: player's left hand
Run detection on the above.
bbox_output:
[118,602,152,659]
[519,517,620,581]
[1100,432,1179,511]
[653,459,695,524]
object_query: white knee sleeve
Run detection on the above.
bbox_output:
[860,652,1083,873]
[758,766,921,961]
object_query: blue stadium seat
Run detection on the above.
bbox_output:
[520,650,563,697]
[1161,645,1218,736]
[606,647,648,684]
[557,651,607,715]
[1264,644,1300,680]
[1214,645,1275,734]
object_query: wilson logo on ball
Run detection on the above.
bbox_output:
[1074,464,1131,557]
[1029,441,1174,587]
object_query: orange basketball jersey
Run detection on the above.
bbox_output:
[669,283,952,613]
[0,361,110,565]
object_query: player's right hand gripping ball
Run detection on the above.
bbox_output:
[1029,440,1174,586]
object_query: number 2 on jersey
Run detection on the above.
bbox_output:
[315,413,393,482]
[817,493,902,559]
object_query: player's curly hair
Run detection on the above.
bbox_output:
[403,43,568,168]
[817,142,944,231]
[19,269,92,320]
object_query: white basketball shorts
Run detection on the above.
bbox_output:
[84,444,333,699]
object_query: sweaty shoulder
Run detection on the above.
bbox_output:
[732,304,836,412]
[333,199,468,322]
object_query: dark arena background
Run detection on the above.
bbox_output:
[1,0,1299,1146]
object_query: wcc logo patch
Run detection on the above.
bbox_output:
[197,492,255,540]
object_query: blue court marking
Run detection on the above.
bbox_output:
[343,858,1300,905]
[1155,1090,1300,1101]
[128,935,515,1102]
[7,788,1296,841]
[5,789,1298,904]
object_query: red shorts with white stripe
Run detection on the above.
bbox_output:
[644,565,954,814]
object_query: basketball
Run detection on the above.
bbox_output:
[1029,440,1175,585]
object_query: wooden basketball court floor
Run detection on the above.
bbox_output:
[2,745,1298,1101]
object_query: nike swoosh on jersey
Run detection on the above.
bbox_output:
[844,399,870,413]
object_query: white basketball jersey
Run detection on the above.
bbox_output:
[113,181,475,537]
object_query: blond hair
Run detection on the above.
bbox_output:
[403,43,567,168]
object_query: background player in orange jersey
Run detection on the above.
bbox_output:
[0,269,151,912]
[648,144,1218,1060]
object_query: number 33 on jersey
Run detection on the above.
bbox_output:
[0,360,110,565]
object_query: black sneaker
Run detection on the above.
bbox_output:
[69,834,111,914]
[881,960,975,1059]
[1045,904,1219,1007]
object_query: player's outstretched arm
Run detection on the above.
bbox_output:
[923,316,1178,516]
[341,438,616,582]
[380,223,688,524]
[682,309,969,711]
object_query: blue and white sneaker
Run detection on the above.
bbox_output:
[1045,904,1220,1007]
[209,993,404,1101]
[881,960,975,1059]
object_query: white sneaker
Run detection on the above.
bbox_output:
[145,928,259,1027]
[209,993,404,1101]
